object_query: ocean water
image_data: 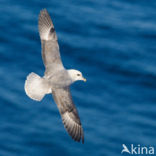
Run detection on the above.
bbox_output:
[0,0,156,156]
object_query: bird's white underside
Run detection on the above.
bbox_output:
[24,70,82,102]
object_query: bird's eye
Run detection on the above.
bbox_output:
[77,74,80,76]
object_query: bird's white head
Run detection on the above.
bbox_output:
[67,69,86,82]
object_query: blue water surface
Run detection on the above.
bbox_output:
[0,0,156,156]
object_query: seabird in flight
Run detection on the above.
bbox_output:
[24,9,86,143]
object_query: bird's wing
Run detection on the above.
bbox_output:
[38,9,64,76]
[52,87,84,143]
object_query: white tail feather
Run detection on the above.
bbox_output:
[24,72,51,101]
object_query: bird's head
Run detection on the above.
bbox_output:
[67,69,86,82]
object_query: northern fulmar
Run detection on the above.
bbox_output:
[24,9,86,143]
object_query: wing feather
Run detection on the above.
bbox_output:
[52,87,84,143]
[38,9,64,75]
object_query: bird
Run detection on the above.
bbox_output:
[24,9,86,143]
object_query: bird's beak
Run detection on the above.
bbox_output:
[82,77,87,82]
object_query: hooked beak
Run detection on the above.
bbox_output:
[82,77,87,82]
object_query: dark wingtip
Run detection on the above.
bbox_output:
[40,8,48,15]
[38,8,56,40]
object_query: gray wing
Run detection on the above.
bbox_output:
[38,9,64,76]
[52,87,84,143]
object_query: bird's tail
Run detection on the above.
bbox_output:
[24,72,51,101]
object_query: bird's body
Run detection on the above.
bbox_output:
[45,69,72,88]
[24,9,86,143]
